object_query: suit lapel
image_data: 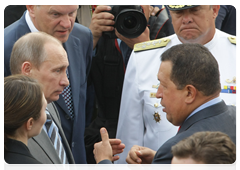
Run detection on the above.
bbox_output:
[31,130,62,164]
[47,102,75,163]
[47,103,70,150]
[178,101,228,133]
[55,35,81,119]
[54,95,69,117]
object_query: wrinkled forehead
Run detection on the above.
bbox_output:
[41,5,78,13]
[43,42,68,60]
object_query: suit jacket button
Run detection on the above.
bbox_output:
[72,142,75,148]
[65,115,70,120]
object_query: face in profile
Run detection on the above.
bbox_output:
[156,61,188,126]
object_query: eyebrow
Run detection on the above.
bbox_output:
[48,9,60,14]
[48,7,78,15]
[52,65,68,71]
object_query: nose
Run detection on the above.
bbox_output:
[156,85,163,99]
[60,72,70,87]
[182,11,193,24]
[60,15,71,29]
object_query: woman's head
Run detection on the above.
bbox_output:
[4,74,47,141]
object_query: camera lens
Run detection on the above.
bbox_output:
[115,9,147,38]
[123,16,137,29]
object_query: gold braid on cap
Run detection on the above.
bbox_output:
[168,5,194,9]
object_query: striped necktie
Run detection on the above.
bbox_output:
[61,69,74,119]
[44,109,68,164]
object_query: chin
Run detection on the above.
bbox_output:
[59,34,70,43]
[181,34,200,42]
[49,96,59,103]
[166,115,172,123]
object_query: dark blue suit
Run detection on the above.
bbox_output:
[4,11,93,164]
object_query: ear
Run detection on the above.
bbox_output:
[212,5,220,19]
[26,5,36,18]
[26,118,34,131]
[21,61,32,76]
[184,85,197,104]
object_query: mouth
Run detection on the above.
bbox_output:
[55,90,63,94]
[180,27,197,32]
[56,30,68,35]
[162,106,166,112]
[160,101,166,112]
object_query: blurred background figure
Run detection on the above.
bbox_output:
[215,5,236,35]
[171,131,236,164]
[4,5,26,28]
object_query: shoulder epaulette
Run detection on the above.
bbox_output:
[228,36,236,45]
[134,38,171,52]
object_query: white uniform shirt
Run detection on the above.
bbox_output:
[115,29,236,164]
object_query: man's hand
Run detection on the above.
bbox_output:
[109,137,125,161]
[93,127,125,163]
[126,145,156,164]
[149,6,160,16]
[89,5,115,49]
[115,27,150,49]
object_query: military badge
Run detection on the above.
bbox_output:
[152,84,159,89]
[228,36,236,45]
[154,103,159,108]
[221,85,236,94]
[150,92,156,98]
[153,111,161,123]
[225,77,236,84]
[152,83,159,89]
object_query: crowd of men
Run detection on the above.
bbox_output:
[4,5,236,165]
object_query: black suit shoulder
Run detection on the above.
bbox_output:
[5,139,41,164]
[5,152,40,164]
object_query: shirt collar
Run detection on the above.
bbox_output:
[185,96,222,121]
[25,10,39,33]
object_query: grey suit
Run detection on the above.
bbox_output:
[98,100,236,164]
[28,103,75,164]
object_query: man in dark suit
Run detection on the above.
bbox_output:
[93,43,236,164]
[4,5,93,164]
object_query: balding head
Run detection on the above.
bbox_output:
[10,31,62,74]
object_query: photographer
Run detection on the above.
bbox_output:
[85,5,174,164]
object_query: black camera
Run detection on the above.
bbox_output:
[103,5,147,39]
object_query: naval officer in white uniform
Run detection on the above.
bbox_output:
[115,5,236,164]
